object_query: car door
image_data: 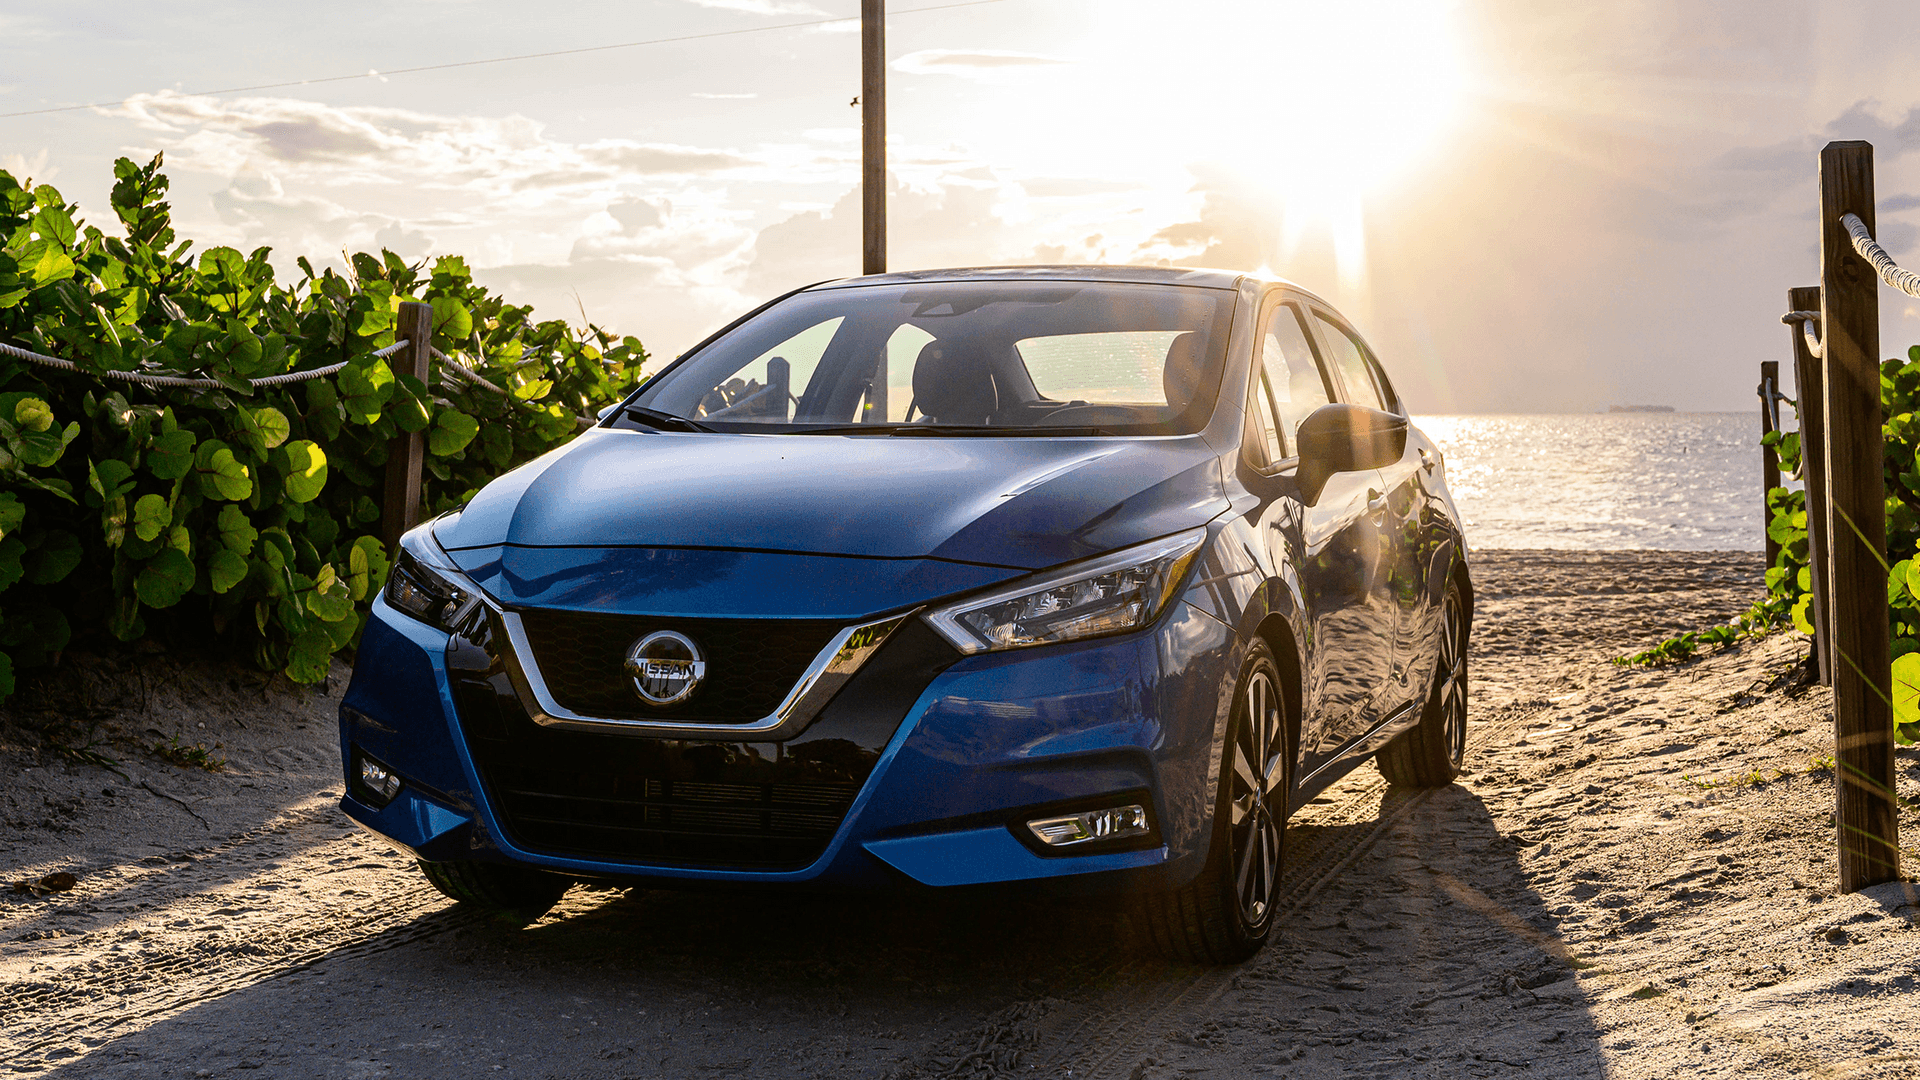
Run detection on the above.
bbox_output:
[1240,296,1391,776]
[1308,310,1426,718]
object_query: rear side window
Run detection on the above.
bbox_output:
[1016,331,1186,405]
[1248,373,1284,466]
[1312,314,1385,413]
[1258,303,1331,456]
[1364,351,1404,414]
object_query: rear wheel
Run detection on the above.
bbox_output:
[1134,639,1290,964]
[1375,579,1468,787]
[418,859,571,925]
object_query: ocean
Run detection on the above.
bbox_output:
[1415,413,1766,552]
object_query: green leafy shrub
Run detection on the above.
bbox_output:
[0,155,645,695]
[1623,345,1920,745]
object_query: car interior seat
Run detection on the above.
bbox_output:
[911,341,999,425]
[1162,332,1205,414]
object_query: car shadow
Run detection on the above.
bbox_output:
[31,781,1618,1079]
[32,859,1142,1078]
[1016,779,1615,1078]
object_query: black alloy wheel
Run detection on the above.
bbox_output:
[418,859,572,926]
[1134,639,1290,963]
[1376,578,1469,787]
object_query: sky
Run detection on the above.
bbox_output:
[5,0,1920,413]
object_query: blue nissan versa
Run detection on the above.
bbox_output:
[340,266,1471,962]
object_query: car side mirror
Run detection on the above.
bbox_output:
[597,403,620,422]
[1294,403,1409,506]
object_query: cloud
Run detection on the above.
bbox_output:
[893,50,1072,78]
[108,93,757,193]
[1716,101,1920,178]
[0,149,56,185]
[1021,178,1146,199]
[680,0,829,15]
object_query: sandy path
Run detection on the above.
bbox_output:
[3,550,1917,1078]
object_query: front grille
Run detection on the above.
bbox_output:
[443,614,960,871]
[484,758,860,868]
[515,610,842,723]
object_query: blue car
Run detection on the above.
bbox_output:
[340,266,1471,962]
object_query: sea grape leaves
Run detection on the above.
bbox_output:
[131,493,169,542]
[24,529,81,584]
[141,428,194,480]
[133,547,195,608]
[280,440,327,503]
[428,409,478,456]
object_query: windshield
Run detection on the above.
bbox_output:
[619,280,1237,435]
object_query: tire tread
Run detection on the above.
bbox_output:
[418,859,570,925]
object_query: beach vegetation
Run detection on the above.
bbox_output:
[0,155,645,699]
[1622,344,1920,746]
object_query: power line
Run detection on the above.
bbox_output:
[0,0,1009,121]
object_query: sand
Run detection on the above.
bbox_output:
[2,549,1917,1079]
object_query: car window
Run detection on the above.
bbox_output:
[1259,303,1331,456]
[630,281,1237,434]
[1016,331,1186,405]
[1362,348,1404,415]
[1312,314,1385,412]
[1248,372,1284,467]
[694,317,842,421]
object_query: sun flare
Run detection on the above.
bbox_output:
[1203,0,1469,286]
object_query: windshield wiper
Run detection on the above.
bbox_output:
[781,423,1119,437]
[887,424,1119,437]
[621,406,714,433]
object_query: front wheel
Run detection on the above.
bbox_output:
[418,859,572,926]
[1133,639,1290,964]
[1375,578,1469,787]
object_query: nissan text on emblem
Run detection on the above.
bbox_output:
[625,630,706,706]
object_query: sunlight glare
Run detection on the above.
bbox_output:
[1221,0,1467,284]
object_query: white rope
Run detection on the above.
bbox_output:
[1841,213,1920,299]
[428,344,597,428]
[0,337,412,390]
[427,345,506,395]
[1781,310,1823,359]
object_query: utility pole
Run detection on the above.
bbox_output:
[862,0,886,275]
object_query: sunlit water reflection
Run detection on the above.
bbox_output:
[1416,413,1764,551]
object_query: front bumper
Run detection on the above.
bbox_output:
[339,587,1238,893]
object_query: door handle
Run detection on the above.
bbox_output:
[1418,448,1437,472]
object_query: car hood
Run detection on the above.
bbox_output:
[435,428,1227,573]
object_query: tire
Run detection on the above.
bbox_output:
[418,859,571,926]
[1134,639,1290,964]
[1375,578,1469,788]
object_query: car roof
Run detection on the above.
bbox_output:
[803,264,1335,307]
[803,264,1251,291]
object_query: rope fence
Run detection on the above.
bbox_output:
[0,338,405,390]
[0,335,531,400]
[2,330,599,439]
[429,345,506,395]
[1842,212,1920,299]
[1781,309,1823,359]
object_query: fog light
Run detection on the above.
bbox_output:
[355,753,403,808]
[1026,804,1151,847]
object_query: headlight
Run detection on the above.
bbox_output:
[924,529,1207,655]
[385,524,485,633]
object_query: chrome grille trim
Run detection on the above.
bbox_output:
[494,607,915,740]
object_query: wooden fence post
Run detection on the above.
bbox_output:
[1788,284,1832,686]
[861,0,886,275]
[1817,140,1900,891]
[1759,360,1782,567]
[382,302,433,555]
